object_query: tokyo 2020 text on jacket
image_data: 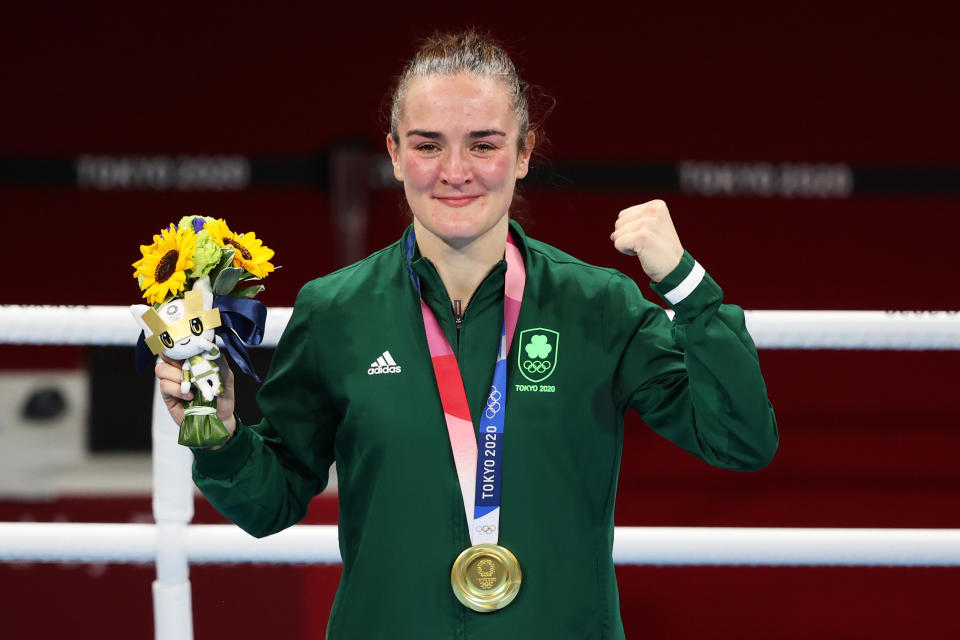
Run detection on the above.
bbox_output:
[192,219,778,640]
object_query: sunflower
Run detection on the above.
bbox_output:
[133,225,197,305]
[205,218,275,278]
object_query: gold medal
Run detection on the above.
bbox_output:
[451,543,522,612]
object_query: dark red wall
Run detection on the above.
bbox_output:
[2,2,958,638]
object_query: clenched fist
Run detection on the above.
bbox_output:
[610,199,684,282]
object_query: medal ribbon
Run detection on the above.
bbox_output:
[406,231,525,546]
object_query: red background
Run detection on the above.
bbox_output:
[2,2,958,638]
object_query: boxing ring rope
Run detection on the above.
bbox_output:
[3,305,959,349]
[3,522,960,567]
[2,305,959,639]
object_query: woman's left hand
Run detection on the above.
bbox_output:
[610,199,685,283]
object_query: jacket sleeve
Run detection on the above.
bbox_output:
[192,280,339,537]
[608,252,778,471]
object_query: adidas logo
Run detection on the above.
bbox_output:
[368,350,402,375]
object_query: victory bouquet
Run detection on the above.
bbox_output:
[130,215,275,448]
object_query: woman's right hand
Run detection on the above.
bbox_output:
[155,354,238,449]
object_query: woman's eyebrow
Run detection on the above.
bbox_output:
[469,129,506,138]
[406,129,442,139]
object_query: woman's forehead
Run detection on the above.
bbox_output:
[400,74,516,133]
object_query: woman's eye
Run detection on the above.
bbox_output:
[190,318,204,335]
[415,143,440,152]
[473,142,496,152]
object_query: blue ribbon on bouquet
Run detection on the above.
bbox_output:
[134,296,267,383]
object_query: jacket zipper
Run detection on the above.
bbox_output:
[453,299,464,342]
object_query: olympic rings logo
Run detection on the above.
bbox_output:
[475,524,497,535]
[522,360,552,374]
[485,387,502,419]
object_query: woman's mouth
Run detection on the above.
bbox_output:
[435,195,480,208]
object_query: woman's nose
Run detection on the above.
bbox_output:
[440,150,472,185]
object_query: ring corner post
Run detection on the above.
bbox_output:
[151,376,196,639]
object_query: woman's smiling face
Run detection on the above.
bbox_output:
[387,73,533,250]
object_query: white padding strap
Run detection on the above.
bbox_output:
[664,261,705,305]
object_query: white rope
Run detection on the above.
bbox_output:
[2,522,959,567]
[0,305,291,347]
[743,310,960,350]
[612,526,960,566]
[0,523,338,564]
[1,305,958,349]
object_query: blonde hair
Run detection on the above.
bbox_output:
[389,30,532,152]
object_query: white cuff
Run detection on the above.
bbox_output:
[663,261,705,305]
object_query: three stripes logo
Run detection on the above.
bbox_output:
[368,350,402,375]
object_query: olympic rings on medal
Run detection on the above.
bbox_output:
[485,386,502,419]
[475,524,497,535]
[522,360,551,374]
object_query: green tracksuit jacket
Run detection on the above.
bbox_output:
[193,220,778,639]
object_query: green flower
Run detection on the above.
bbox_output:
[188,229,222,279]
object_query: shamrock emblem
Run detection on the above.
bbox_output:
[524,334,553,359]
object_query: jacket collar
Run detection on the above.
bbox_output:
[401,219,530,317]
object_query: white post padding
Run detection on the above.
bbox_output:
[151,378,194,640]
[155,522,189,583]
[151,378,194,526]
[152,580,193,640]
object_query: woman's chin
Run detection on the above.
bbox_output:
[419,208,508,244]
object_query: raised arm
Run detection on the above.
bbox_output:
[608,200,778,470]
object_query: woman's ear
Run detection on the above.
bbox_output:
[386,133,404,182]
[516,131,535,179]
